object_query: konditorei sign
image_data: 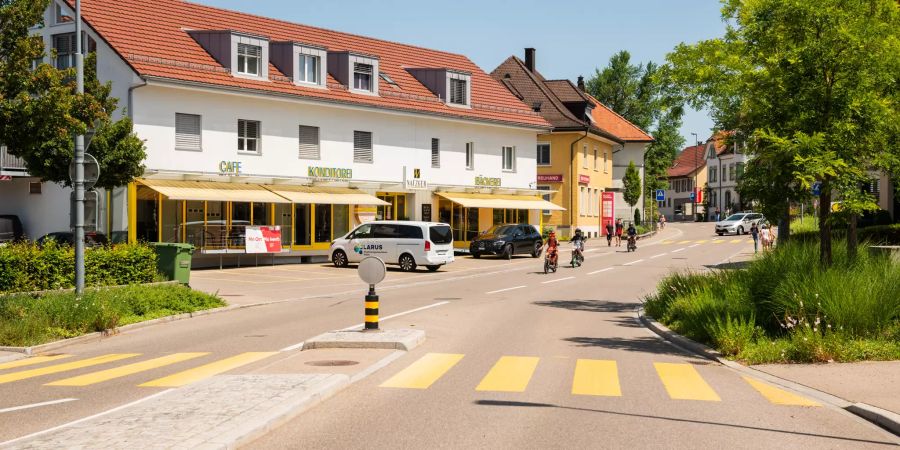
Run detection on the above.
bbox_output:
[537,174,563,183]
[308,166,353,180]
[475,176,502,187]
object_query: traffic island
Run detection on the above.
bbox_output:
[302,329,425,351]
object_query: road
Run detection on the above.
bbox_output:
[0,223,896,448]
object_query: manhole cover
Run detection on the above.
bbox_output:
[305,360,359,367]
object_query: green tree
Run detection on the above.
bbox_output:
[663,0,900,265]
[0,0,145,189]
[623,160,642,216]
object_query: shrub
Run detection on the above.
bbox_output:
[0,241,158,293]
[634,209,642,226]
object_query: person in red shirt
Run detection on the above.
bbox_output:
[544,231,559,265]
[615,219,624,247]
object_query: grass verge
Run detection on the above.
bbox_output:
[644,239,900,364]
[0,284,226,347]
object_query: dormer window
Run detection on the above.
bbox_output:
[353,63,373,92]
[54,3,72,24]
[407,68,471,107]
[449,78,467,105]
[237,43,262,76]
[298,54,320,84]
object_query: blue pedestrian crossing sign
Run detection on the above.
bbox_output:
[812,181,822,196]
[689,191,696,201]
[655,189,665,202]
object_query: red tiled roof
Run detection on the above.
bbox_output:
[69,0,550,129]
[667,144,706,177]
[585,96,654,143]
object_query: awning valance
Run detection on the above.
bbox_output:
[436,192,565,211]
[137,179,291,203]
[263,185,389,206]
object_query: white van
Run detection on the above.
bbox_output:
[330,221,455,272]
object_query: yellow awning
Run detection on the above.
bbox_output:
[436,192,565,211]
[137,179,290,203]
[263,185,389,206]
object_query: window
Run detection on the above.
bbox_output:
[735,162,745,180]
[594,189,600,216]
[729,163,736,181]
[29,182,42,194]
[536,143,550,166]
[353,63,373,92]
[237,43,262,76]
[502,146,516,171]
[175,113,201,150]
[431,138,440,168]
[52,33,76,69]
[604,151,609,173]
[580,187,586,215]
[380,72,397,86]
[297,54,319,84]
[537,185,552,215]
[709,166,717,183]
[54,3,72,24]
[466,142,475,170]
[449,78,467,105]
[583,145,588,169]
[354,130,373,163]
[593,148,599,171]
[237,119,260,152]
[298,125,320,159]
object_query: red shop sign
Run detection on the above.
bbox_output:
[579,175,590,184]
[537,174,564,183]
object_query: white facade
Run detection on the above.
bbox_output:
[706,143,749,220]
[611,142,648,221]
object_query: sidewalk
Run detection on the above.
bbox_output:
[752,361,900,415]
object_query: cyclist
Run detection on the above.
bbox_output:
[571,228,586,262]
[544,230,559,266]
[627,223,638,250]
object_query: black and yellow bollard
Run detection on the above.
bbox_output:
[364,284,379,330]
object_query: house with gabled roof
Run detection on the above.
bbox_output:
[492,49,653,238]
[661,143,708,221]
[1,0,567,263]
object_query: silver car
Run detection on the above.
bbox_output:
[715,213,765,235]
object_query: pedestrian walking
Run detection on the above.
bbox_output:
[615,219,624,247]
[659,215,666,230]
[750,222,759,253]
[715,207,721,222]
[760,224,771,252]
[605,221,614,247]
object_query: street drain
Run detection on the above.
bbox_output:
[305,360,359,367]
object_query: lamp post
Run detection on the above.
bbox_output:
[73,0,86,294]
[690,133,701,222]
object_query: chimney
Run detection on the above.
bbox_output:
[524,48,536,73]
[577,75,585,92]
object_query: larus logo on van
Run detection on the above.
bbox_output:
[355,244,383,254]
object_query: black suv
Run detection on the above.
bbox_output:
[0,215,25,244]
[469,224,543,259]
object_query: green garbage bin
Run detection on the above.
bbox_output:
[151,243,194,284]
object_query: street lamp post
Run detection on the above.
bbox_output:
[691,133,700,222]
[73,0,86,294]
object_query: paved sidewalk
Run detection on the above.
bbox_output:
[753,361,900,415]
[0,351,23,364]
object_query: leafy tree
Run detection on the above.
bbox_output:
[663,0,900,265]
[623,160,642,216]
[0,0,145,189]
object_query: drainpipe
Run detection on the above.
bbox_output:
[569,127,589,233]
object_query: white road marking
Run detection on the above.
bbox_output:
[486,285,527,295]
[689,243,701,248]
[0,399,77,414]
[622,259,645,266]
[671,248,686,253]
[650,253,667,259]
[541,276,576,284]
[588,268,614,275]
[0,389,174,447]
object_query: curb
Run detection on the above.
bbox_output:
[636,306,900,437]
[0,300,280,355]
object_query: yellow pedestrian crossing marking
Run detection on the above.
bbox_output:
[712,239,725,244]
[661,240,674,244]
[0,354,140,385]
[695,240,708,244]
[654,362,721,401]
[476,356,539,392]
[743,377,820,406]
[572,359,621,396]
[46,353,210,387]
[730,239,743,243]
[139,352,276,387]
[678,240,692,244]
[380,353,464,389]
[0,354,72,371]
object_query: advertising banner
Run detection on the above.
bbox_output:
[245,226,282,253]
[601,192,615,236]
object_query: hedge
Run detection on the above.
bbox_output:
[791,224,900,245]
[0,241,158,293]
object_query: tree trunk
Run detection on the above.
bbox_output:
[778,202,790,245]
[819,188,833,266]
[848,213,858,262]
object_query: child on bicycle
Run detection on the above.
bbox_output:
[544,230,559,265]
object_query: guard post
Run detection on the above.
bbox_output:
[357,256,386,331]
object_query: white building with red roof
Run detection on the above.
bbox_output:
[3,0,561,264]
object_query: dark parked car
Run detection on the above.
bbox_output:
[0,215,25,244]
[469,224,543,259]
[36,231,109,247]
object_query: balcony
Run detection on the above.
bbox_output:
[1,146,28,174]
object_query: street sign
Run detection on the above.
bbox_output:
[69,153,100,190]
[358,256,386,285]
[690,191,696,201]
[655,189,665,202]
[812,181,822,196]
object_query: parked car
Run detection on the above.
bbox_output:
[714,212,765,235]
[330,221,454,272]
[469,224,543,259]
[0,215,25,245]
[36,231,109,247]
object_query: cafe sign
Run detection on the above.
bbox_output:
[308,166,353,180]
[475,176,502,187]
[219,160,242,176]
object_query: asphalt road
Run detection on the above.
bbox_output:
[0,223,896,448]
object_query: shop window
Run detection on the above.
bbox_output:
[185,201,204,248]
[206,201,227,249]
[449,204,479,242]
[438,199,452,225]
[377,194,407,221]
[252,203,269,225]
[294,204,311,246]
[135,185,159,242]
[333,205,350,238]
[161,199,181,243]
[314,204,332,243]
[275,203,292,246]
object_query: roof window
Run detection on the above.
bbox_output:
[327,52,379,95]
[407,68,471,107]
[188,30,270,80]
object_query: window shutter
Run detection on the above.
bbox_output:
[245,121,259,139]
[431,138,440,168]
[354,131,373,163]
[175,113,201,150]
[353,63,373,75]
[298,125,320,160]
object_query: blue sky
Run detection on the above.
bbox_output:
[194,0,727,146]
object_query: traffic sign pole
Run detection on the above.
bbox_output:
[73,0,85,295]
